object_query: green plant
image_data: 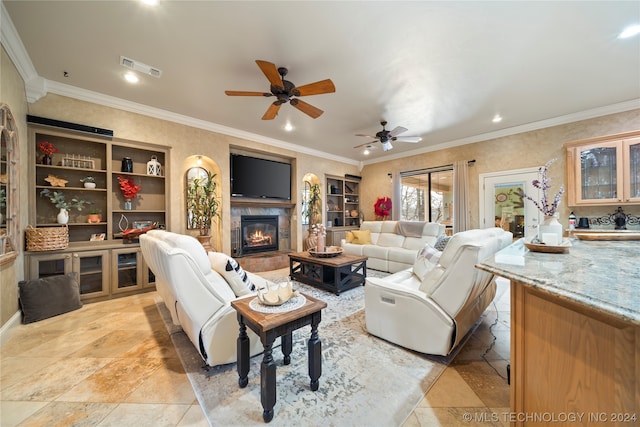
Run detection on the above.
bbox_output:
[80,176,95,183]
[303,183,321,228]
[0,188,5,209]
[187,170,220,236]
[89,208,101,215]
[40,189,91,211]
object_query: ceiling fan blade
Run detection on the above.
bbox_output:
[255,60,283,88]
[290,99,323,119]
[294,79,336,96]
[395,136,423,143]
[353,140,378,149]
[355,133,378,138]
[262,102,281,120]
[388,126,408,137]
[225,90,272,97]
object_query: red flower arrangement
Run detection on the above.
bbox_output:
[38,141,59,156]
[374,196,392,220]
[117,175,141,199]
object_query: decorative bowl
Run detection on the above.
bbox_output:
[308,246,344,258]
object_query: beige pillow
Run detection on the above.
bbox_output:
[352,229,371,244]
[345,231,355,243]
[413,244,442,281]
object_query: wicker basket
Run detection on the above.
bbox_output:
[25,225,69,251]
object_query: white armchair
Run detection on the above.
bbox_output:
[364,227,512,356]
[140,230,265,367]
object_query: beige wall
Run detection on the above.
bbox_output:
[0,46,28,327]
[361,109,640,228]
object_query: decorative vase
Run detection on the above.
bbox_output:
[87,214,101,224]
[57,208,69,225]
[42,154,52,165]
[197,234,214,252]
[121,157,133,173]
[539,214,563,245]
[83,182,96,189]
[303,229,317,251]
[316,234,326,252]
[124,198,133,210]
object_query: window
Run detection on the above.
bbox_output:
[400,168,453,228]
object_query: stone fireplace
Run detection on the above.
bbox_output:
[240,215,278,255]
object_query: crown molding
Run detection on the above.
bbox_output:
[45,80,360,166]
[362,99,640,166]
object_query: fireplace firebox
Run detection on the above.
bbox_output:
[240,215,278,255]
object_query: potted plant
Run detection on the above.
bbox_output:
[87,208,101,224]
[40,189,91,224]
[38,141,58,165]
[117,175,141,210]
[80,176,96,189]
[186,170,220,249]
[303,183,322,250]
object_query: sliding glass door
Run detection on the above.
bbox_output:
[400,168,453,230]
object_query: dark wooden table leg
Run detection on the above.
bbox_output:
[281,331,292,365]
[261,333,277,423]
[308,313,322,391]
[237,314,250,388]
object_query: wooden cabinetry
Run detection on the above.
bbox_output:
[565,131,640,206]
[326,175,361,228]
[26,125,168,301]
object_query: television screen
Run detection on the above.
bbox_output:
[231,154,291,200]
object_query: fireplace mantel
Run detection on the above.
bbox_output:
[231,198,296,208]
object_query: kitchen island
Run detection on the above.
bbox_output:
[477,238,639,426]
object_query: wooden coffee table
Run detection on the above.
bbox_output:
[231,292,327,423]
[289,251,367,295]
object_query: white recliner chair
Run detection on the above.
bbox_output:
[364,227,512,356]
[140,230,265,367]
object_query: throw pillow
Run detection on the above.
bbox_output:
[413,244,442,281]
[351,229,371,245]
[208,252,256,297]
[434,234,452,251]
[18,273,83,324]
[345,231,354,243]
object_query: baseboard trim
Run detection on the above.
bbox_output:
[0,311,22,347]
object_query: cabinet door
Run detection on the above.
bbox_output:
[28,252,73,279]
[111,247,143,294]
[572,141,624,205]
[623,137,640,203]
[72,250,110,299]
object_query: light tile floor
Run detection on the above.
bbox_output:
[1,276,510,427]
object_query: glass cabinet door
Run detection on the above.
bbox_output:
[111,248,143,294]
[575,141,623,204]
[72,250,109,299]
[623,137,640,203]
[29,253,73,278]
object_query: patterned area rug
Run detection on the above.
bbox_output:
[156,269,455,427]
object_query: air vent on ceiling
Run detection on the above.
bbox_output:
[119,56,162,78]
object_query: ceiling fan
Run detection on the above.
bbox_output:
[225,60,336,120]
[354,121,422,152]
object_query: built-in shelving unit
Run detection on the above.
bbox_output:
[26,124,170,302]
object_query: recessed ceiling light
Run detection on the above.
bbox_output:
[618,24,640,39]
[492,114,502,123]
[124,72,139,83]
[363,149,370,155]
[141,0,159,6]
[284,122,293,132]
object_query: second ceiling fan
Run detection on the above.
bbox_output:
[225,60,335,120]
[354,121,422,152]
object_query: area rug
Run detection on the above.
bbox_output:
[156,270,456,426]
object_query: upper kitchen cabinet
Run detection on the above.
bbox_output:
[565,131,640,206]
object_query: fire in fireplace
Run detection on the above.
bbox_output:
[240,215,278,255]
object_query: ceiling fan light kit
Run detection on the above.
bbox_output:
[354,120,422,152]
[225,60,335,120]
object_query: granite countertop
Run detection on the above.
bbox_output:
[476,238,640,326]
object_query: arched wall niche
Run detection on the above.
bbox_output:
[182,155,222,251]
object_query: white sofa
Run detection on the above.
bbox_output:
[341,221,445,273]
[364,227,512,356]
[140,230,267,367]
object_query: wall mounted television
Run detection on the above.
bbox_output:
[230,154,292,200]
